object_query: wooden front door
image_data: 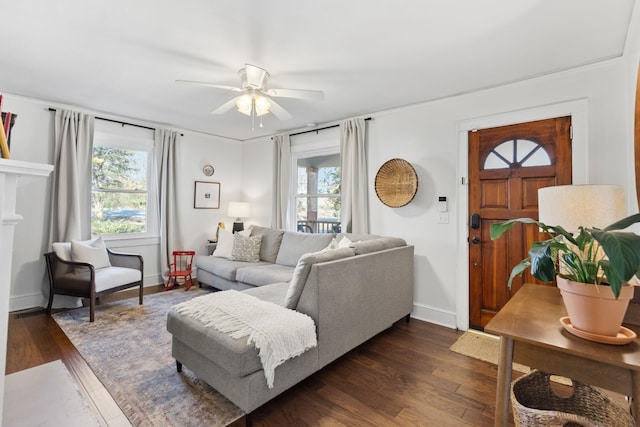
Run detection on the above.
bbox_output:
[468,116,572,328]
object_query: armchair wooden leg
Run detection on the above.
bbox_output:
[139,284,143,305]
[176,360,182,372]
[89,297,95,322]
[46,292,54,315]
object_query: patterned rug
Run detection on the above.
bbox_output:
[53,288,244,426]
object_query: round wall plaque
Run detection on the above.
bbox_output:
[202,164,215,176]
[374,158,418,208]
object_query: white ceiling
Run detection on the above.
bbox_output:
[1,1,637,141]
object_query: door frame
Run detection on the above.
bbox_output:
[455,99,589,330]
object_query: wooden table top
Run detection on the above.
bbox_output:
[485,284,640,371]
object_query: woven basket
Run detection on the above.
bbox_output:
[374,158,418,208]
[511,370,635,427]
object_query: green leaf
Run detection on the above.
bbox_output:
[602,213,640,231]
[528,242,556,282]
[591,229,640,296]
[507,260,531,288]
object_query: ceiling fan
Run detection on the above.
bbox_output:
[177,64,324,125]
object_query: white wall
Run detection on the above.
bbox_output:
[3,94,241,311]
[242,57,638,329]
[4,56,638,325]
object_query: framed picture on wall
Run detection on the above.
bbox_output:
[194,181,221,209]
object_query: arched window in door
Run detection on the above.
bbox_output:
[484,139,552,170]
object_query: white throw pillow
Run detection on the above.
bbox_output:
[70,236,112,269]
[212,228,252,258]
[338,235,352,248]
[212,228,234,258]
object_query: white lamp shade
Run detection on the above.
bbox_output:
[228,202,250,218]
[538,185,626,231]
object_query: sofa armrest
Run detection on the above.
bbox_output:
[107,248,144,272]
[297,245,414,368]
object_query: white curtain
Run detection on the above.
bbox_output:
[272,134,291,229]
[47,109,95,307]
[340,118,369,234]
[49,109,95,243]
[156,129,182,279]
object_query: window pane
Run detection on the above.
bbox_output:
[91,192,147,234]
[296,196,341,233]
[92,147,147,190]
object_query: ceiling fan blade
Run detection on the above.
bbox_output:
[211,97,241,114]
[243,64,270,89]
[176,80,243,92]
[266,88,324,101]
[266,97,292,120]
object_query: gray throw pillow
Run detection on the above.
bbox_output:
[231,234,263,262]
[283,247,355,309]
[275,232,334,267]
[251,226,285,262]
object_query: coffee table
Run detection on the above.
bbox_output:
[485,283,640,426]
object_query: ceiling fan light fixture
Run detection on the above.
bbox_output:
[254,96,271,116]
[236,94,253,115]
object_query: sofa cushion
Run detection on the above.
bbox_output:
[275,232,334,267]
[242,282,290,306]
[196,256,269,281]
[350,237,406,255]
[231,234,262,262]
[284,247,355,309]
[167,309,262,378]
[236,264,295,287]
[250,226,285,263]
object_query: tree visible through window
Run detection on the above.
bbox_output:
[91,146,149,235]
[296,153,341,233]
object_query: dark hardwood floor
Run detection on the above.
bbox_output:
[6,287,512,426]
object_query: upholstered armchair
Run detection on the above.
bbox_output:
[44,237,144,322]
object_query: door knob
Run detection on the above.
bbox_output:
[471,237,481,244]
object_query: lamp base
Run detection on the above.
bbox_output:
[232,222,244,233]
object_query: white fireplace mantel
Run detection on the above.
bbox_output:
[0,158,53,421]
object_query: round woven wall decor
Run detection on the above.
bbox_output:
[374,158,418,207]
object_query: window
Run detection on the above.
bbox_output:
[295,153,341,233]
[91,124,157,239]
[484,139,551,170]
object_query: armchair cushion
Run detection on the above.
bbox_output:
[95,267,142,292]
[70,236,111,269]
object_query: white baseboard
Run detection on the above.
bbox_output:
[411,302,457,329]
[10,274,165,312]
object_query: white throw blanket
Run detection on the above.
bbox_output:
[173,290,317,388]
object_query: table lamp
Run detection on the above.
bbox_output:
[228,202,250,233]
[538,184,626,231]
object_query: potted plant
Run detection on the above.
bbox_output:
[490,212,640,341]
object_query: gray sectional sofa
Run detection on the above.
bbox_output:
[167,226,414,420]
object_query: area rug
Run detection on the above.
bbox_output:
[450,329,530,373]
[53,288,244,426]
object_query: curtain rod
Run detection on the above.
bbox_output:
[48,107,183,136]
[287,117,372,137]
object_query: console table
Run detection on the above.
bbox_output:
[485,284,640,426]
[0,159,53,419]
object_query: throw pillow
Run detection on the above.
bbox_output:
[70,236,111,269]
[212,228,234,258]
[338,235,352,248]
[283,247,355,309]
[231,233,263,262]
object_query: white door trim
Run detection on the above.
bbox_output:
[455,99,589,330]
